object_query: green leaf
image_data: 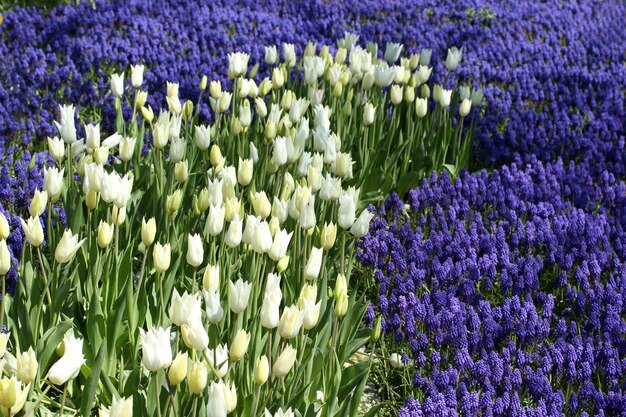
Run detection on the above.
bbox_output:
[397,171,420,198]
[337,361,369,402]
[80,342,107,416]
[36,320,72,380]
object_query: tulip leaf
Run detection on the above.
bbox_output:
[36,319,72,379]
[337,361,369,402]
[80,342,107,416]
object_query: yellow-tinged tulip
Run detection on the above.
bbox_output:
[0,213,8,240]
[20,216,44,247]
[254,355,269,385]
[153,242,171,273]
[86,189,99,211]
[0,333,8,358]
[202,264,220,292]
[272,345,297,378]
[29,189,48,218]
[320,222,337,251]
[168,352,188,386]
[223,381,237,413]
[55,229,85,264]
[99,396,133,417]
[16,347,37,384]
[174,160,188,183]
[229,330,250,362]
[166,189,183,216]
[210,145,224,169]
[112,205,126,226]
[0,376,29,416]
[187,360,208,395]
[141,217,156,247]
[0,241,10,276]
[278,305,303,339]
[97,221,114,249]
[237,158,253,186]
[334,292,349,318]
[277,256,289,273]
[141,105,154,123]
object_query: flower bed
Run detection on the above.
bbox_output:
[358,159,626,416]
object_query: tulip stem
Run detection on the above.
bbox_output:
[192,397,198,417]
[154,373,162,417]
[0,274,5,332]
[252,384,261,417]
[158,272,165,323]
[36,247,52,305]
[135,250,148,304]
[58,383,67,417]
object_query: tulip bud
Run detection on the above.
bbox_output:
[237,158,253,186]
[446,46,463,71]
[183,100,194,121]
[404,86,415,103]
[153,242,171,273]
[439,89,452,108]
[20,216,44,247]
[187,360,208,395]
[0,214,8,240]
[254,356,269,385]
[415,98,428,118]
[140,105,154,123]
[320,222,337,251]
[390,85,403,105]
[111,73,124,98]
[257,78,271,97]
[304,247,323,280]
[335,47,347,64]
[0,241,10,276]
[223,382,237,414]
[229,330,250,362]
[141,217,156,247]
[229,279,252,314]
[202,264,220,292]
[97,221,114,249]
[119,136,136,162]
[210,145,224,169]
[272,67,284,89]
[84,189,98,211]
[29,189,47,218]
[459,98,472,117]
[54,229,85,264]
[181,321,209,351]
[186,233,204,267]
[277,255,289,272]
[168,352,188,385]
[200,75,208,91]
[48,136,65,162]
[334,292,348,317]
[210,80,222,100]
[174,160,189,183]
[371,315,382,342]
[94,146,109,165]
[362,103,375,126]
[166,189,183,215]
[273,346,297,378]
[112,206,126,226]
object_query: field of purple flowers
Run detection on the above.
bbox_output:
[0,0,625,416]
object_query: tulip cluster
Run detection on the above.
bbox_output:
[0,33,422,417]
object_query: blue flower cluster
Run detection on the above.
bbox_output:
[358,158,626,416]
[0,1,624,176]
[0,147,63,295]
